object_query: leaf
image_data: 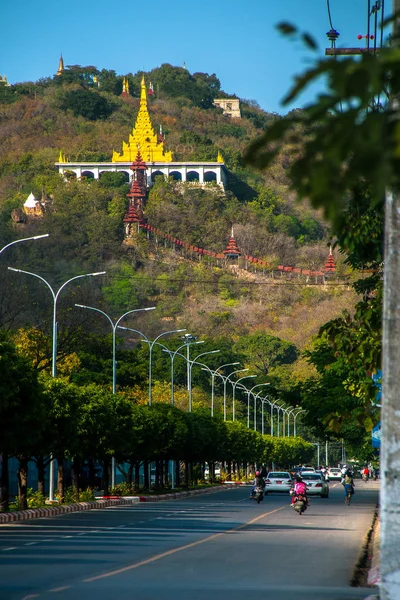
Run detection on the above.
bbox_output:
[301,33,318,51]
[277,22,298,36]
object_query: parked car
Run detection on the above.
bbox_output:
[327,467,342,481]
[264,471,293,494]
[300,472,330,498]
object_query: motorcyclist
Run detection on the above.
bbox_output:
[250,471,265,499]
[362,466,370,481]
[291,475,309,505]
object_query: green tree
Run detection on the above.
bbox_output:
[0,333,45,510]
[59,89,115,120]
[234,333,299,375]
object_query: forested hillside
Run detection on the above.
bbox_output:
[0,62,359,419]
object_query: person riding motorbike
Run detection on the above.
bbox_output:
[362,466,370,481]
[250,471,265,499]
[290,475,309,506]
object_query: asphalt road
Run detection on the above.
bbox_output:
[0,480,379,600]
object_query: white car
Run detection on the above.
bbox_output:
[300,472,330,498]
[300,467,315,475]
[327,467,342,481]
[264,471,293,494]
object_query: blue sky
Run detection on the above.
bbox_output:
[1,0,390,115]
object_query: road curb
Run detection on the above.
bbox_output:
[351,504,380,591]
[0,498,133,524]
[0,485,234,523]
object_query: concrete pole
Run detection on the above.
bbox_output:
[380,5,400,597]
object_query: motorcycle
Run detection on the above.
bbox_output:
[253,486,264,504]
[362,473,369,482]
[292,493,307,515]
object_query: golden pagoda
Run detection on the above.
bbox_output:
[56,54,64,76]
[112,76,173,163]
[121,77,130,97]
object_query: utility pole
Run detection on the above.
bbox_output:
[381,4,400,597]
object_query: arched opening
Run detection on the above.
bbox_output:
[151,170,165,182]
[81,170,95,180]
[204,171,217,183]
[169,171,182,182]
[99,171,130,187]
[187,170,200,182]
[63,170,77,181]
[119,171,130,182]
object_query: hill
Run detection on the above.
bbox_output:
[0,62,358,391]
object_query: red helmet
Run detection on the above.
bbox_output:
[255,471,260,476]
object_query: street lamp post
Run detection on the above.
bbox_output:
[201,362,240,417]
[232,375,256,421]
[222,369,247,421]
[293,409,305,437]
[75,305,155,394]
[275,401,287,438]
[118,325,186,405]
[286,407,298,436]
[0,234,49,256]
[181,334,197,391]
[253,389,272,431]
[245,384,270,429]
[9,269,106,378]
[261,398,271,435]
[163,339,204,405]
[188,350,220,412]
[148,329,186,405]
[8,268,106,500]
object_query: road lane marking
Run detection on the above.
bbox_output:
[21,595,39,599]
[25,542,38,546]
[83,505,285,583]
[2,547,17,551]
[48,586,71,593]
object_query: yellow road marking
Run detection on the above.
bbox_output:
[83,506,285,583]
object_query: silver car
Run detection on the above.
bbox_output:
[264,471,293,494]
[300,472,330,498]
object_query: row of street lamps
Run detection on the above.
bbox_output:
[1,235,306,493]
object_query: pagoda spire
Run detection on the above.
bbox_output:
[121,77,130,97]
[56,54,64,76]
[112,76,173,163]
[223,227,241,258]
[324,245,336,273]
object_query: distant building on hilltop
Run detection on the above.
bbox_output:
[213,98,241,119]
[0,75,11,87]
[56,75,227,187]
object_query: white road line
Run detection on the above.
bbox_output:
[25,542,38,546]
[2,547,17,551]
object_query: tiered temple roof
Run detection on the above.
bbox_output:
[112,76,173,163]
[324,247,336,273]
[123,204,142,225]
[223,227,241,258]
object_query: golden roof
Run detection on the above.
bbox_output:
[112,76,173,163]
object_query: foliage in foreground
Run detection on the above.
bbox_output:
[245,21,389,445]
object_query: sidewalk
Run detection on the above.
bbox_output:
[0,484,235,524]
